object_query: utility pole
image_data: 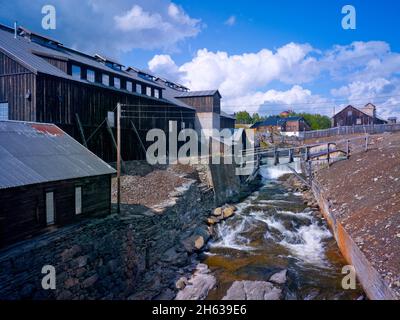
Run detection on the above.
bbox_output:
[117,102,121,214]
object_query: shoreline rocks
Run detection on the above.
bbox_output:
[222,281,282,300]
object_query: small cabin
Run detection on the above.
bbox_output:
[0,121,116,248]
[332,104,387,127]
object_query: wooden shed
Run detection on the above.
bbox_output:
[0,121,116,248]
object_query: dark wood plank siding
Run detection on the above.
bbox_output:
[220,116,235,129]
[35,74,195,161]
[177,93,220,113]
[41,57,68,73]
[0,175,111,248]
[0,51,36,121]
[333,105,385,127]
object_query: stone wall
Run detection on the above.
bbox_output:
[0,180,214,300]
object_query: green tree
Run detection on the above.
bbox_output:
[252,113,262,123]
[290,112,332,130]
[235,111,253,124]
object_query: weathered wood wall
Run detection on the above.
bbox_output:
[0,175,111,248]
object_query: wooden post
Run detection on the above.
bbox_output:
[308,160,313,185]
[365,135,369,152]
[327,143,330,166]
[288,148,294,163]
[106,118,126,173]
[117,102,121,214]
[346,139,350,159]
[274,147,280,166]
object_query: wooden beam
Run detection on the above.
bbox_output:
[117,103,121,214]
[75,113,87,147]
[130,120,147,157]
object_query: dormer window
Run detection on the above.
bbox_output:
[146,87,152,96]
[114,77,121,89]
[154,89,160,99]
[102,74,109,86]
[126,81,133,92]
[87,69,95,83]
[136,83,142,94]
[71,65,81,79]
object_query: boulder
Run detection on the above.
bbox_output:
[222,281,281,300]
[175,277,188,290]
[222,206,235,219]
[194,236,205,250]
[181,235,205,253]
[175,264,216,300]
[207,217,219,225]
[213,207,223,216]
[269,269,287,285]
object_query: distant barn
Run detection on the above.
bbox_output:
[332,104,387,127]
[0,121,116,248]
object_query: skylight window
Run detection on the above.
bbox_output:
[102,74,109,86]
[71,65,81,79]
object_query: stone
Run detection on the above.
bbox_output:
[213,207,223,216]
[222,281,281,300]
[269,269,287,285]
[207,217,219,225]
[222,206,235,219]
[175,264,216,300]
[64,277,79,289]
[82,274,98,288]
[194,236,205,250]
[75,255,88,268]
[176,277,188,290]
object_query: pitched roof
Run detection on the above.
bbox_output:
[0,24,163,90]
[0,121,116,190]
[220,111,236,120]
[175,90,221,98]
[251,116,305,128]
[334,105,387,122]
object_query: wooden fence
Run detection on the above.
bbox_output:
[302,123,400,140]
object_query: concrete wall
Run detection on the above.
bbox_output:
[312,181,398,300]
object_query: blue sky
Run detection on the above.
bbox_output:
[1,0,400,117]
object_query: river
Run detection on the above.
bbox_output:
[201,159,364,300]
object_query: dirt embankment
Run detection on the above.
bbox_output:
[314,132,400,297]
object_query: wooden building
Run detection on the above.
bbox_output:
[332,104,387,127]
[0,121,116,248]
[0,24,196,162]
[251,116,310,136]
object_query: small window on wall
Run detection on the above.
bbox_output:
[146,87,152,96]
[87,69,95,82]
[0,102,8,120]
[102,74,110,86]
[114,77,121,89]
[75,187,82,215]
[71,65,81,79]
[136,83,142,94]
[348,110,353,117]
[356,118,362,125]
[107,111,115,127]
[46,192,55,226]
[154,89,160,99]
[126,81,133,92]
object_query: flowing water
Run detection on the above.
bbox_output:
[202,159,364,300]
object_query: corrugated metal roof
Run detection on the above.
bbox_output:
[251,116,305,128]
[175,90,220,98]
[220,111,236,120]
[0,121,116,190]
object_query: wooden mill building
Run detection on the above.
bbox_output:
[0,121,116,248]
[332,104,387,127]
[0,23,197,162]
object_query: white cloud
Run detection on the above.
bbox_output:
[224,15,236,26]
[148,40,400,118]
[2,0,202,53]
[115,5,164,31]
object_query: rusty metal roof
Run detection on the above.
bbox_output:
[0,121,116,190]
